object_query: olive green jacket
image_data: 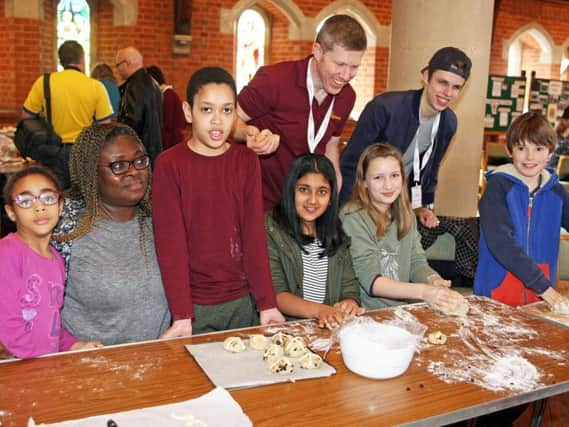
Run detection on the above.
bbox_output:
[264,213,361,320]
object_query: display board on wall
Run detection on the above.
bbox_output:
[529,78,569,127]
[484,75,526,131]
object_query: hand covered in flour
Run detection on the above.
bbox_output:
[428,275,452,288]
[260,307,286,325]
[423,285,465,314]
[542,287,569,314]
[160,318,192,339]
[414,207,439,228]
[245,125,280,156]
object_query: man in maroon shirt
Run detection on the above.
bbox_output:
[234,15,367,209]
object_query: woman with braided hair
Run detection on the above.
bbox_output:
[52,123,171,345]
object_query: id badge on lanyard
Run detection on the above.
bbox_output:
[306,58,335,153]
[411,113,441,209]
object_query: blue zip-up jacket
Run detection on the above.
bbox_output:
[339,89,457,204]
[475,164,569,306]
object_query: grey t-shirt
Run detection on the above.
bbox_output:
[403,114,438,179]
[62,217,171,345]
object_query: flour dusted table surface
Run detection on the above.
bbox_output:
[1,297,568,426]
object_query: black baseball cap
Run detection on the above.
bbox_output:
[422,47,471,80]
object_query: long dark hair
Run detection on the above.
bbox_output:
[273,154,347,257]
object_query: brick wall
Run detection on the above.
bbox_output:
[490,0,569,77]
[2,0,568,129]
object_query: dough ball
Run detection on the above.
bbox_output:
[269,356,294,375]
[248,334,268,351]
[223,336,246,353]
[271,332,291,347]
[299,352,322,370]
[255,129,271,143]
[263,343,284,362]
[427,331,448,345]
[284,336,306,357]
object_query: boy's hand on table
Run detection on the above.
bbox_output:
[160,318,192,339]
[259,307,285,325]
[542,287,569,314]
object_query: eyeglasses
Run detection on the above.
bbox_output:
[100,155,151,175]
[115,59,127,68]
[12,190,61,209]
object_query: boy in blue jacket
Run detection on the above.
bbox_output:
[475,111,569,311]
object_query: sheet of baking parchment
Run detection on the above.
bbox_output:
[186,342,335,389]
[28,387,251,427]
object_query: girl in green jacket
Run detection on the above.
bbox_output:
[265,154,365,329]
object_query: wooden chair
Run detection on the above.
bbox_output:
[556,155,569,190]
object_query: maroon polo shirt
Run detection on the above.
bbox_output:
[238,56,355,210]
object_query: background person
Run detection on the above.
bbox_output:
[22,40,114,189]
[91,63,120,114]
[115,47,163,163]
[146,65,187,150]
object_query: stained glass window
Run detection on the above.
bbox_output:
[57,0,91,72]
[236,9,266,93]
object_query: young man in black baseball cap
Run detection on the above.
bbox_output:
[340,47,478,282]
[340,46,471,211]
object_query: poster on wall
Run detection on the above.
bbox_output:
[484,75,527,131]
[529,78,569,127]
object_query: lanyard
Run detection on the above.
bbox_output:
[306,58,336,153]
[413,113,441,184]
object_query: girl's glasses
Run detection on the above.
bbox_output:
[12,190,61,209]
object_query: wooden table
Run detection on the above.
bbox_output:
[1,297,568,426]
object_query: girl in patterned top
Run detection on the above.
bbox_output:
[265,154,364,329]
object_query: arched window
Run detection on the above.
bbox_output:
[236,9,267,94]
[57,0,91,72]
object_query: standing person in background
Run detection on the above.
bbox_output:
[234,15,367,209]
[115,47,163,163]
[146,65,186,150]
[91,63,120,114]
[548,118,569,178]
[22,40,114,189]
